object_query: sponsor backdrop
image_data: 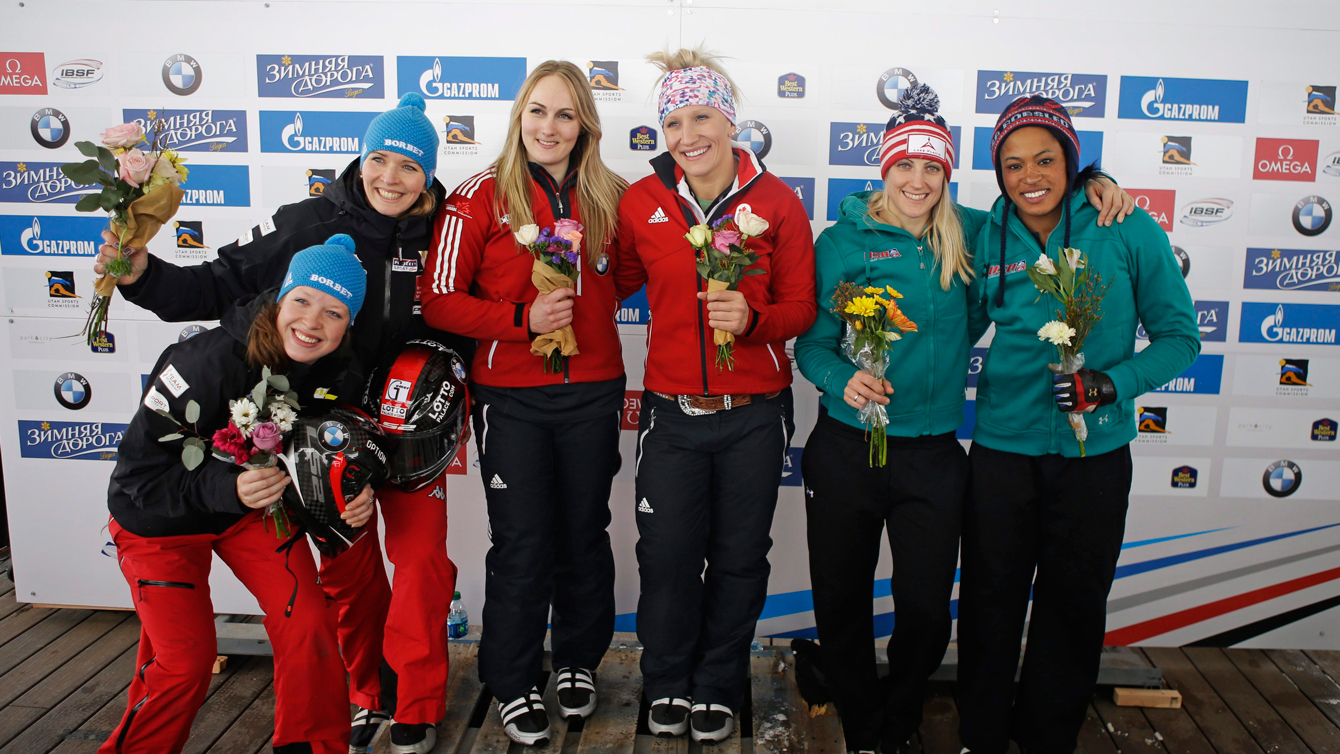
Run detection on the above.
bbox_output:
[1,0,1338,650]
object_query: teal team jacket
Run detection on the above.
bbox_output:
[966,190,1201,458]
[795,191,988,437]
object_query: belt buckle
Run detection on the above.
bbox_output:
[677,395,715,416]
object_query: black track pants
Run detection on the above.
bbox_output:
[472,398,622,702]
[956,442,1132,754]
[802,410,966,751]
[633,389,794,710]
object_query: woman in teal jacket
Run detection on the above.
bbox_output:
[955,96,1200,754]
[793,86,1132,754]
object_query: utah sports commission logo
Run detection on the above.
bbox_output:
[30,108,69,149]
[735,120,771,160]
[1262,459,1302,498]
[876,67,918,110]
[162,54,202,96]
[1293,195,1332,236]
[54,372,90,410]
[587,61,621,90]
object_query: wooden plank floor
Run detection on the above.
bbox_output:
[1,587,1338,754]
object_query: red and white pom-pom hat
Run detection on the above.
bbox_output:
[878,84,955,180]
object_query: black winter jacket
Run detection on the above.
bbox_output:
[119,158,469,397]
[108,295,347,537]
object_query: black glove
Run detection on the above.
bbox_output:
[1052,369,1116,413]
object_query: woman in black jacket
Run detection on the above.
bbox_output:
[94,94,459,754]
[102,235,369,754]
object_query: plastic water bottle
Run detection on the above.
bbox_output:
[448,591,468,640]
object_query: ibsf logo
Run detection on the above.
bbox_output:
[1136,406,1169,433]
[1262,459,1302,498]
[51,58,102,89]
[829,122,884,167]
[0,216,101,256]
[976,71,1107,117]
[1128,189,1175,231]
[1254,138,1318,182]
[0,162,98,204]
[125,109,248,152]
[162,54,202,96]
[1244,303,1339,345]
[876,67,918,110]
[1170,465,1198,489]
[442,116,481,157]
[307,169,336,197]
[19,420,127,461]
[1245,248,1340,292]
[46,270,77,300]
[1324,152,1340,179]
[30,108,70,149]
[1292,195,1332,236]
[1279,358,1311,386]
[630,126,657,151]
[587,61,621,90]
[1179,197,1233,228]
[258,54,383,98]
[54,372,91,410]
[1118,76,1249,123]
[735,120,772,160]
[1,53,47,94]
[778,72,806,99]
[1313,418,1337,442]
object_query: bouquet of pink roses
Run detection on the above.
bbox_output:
[60,119,188,345]
[514,219,584,373]
[685,205,770,371]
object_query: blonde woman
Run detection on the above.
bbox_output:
[793,86,1134,754]
[422,60,628,748]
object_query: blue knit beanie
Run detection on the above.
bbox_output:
[361,93,439,181]
[278,234,368,323]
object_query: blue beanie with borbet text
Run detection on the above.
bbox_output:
[361,92,439,181]
[278,234,368,323]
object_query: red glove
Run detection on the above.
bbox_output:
[1052,369,1116,413]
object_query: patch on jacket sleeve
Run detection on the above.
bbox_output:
[158,364,190,398]
[143,386,170,413]
[867,249,901,262]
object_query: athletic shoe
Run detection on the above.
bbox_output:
[348,707,390,754]
[500,687,551,746]
[648,697,691,737]
[555,667,597,718]
[388,722,436,754]
[690,703,735,743]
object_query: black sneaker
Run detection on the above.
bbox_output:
[274,744,313,754]
[500,687,550,746]
[388,722,435,754]
[690,703,735,743]
[648,697,691,737]
[348,707,390,754]
[556,667,597,718]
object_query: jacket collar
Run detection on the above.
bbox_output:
[325,158,447,243]
[650,144,767,225]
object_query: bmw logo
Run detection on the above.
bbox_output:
[1172,246,1190,278]
[318,420,348,450]
[1262,459,1302,498]
[54,371,90,410]
[162,53,202,96]
[876,67,919,111]
[31,108,70,149]
[594,252,610,276]
[1292,195,1332,236]
[451,359,468,382]
[734,120,772,160]
[178,324,207,342]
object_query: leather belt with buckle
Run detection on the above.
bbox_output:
[652,391,781,416]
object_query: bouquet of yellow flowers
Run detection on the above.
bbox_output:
[60,120,188,345]
[830,282,918,466]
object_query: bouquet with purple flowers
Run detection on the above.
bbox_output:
[514,219,584,373]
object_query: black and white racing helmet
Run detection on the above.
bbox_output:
[363,339,469,491]
[279,405,392,557]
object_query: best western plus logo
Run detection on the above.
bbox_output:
[19,420,127,461]
[0,162,98,204]
[258,54,384,98]
[398,56,525,100]
[976,71,1107,118]
[259,111,376,153]
[1,52,47,94]
[123,109,249,153]
[1254,138,1318,182]
[1245,248,1340,292]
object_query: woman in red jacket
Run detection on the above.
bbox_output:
[421,60,628,748]
[613,47,817,743]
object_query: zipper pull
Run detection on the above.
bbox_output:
[918,244,925,269]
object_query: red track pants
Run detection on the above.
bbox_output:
[101,512,346,754]
[320,476,456,724]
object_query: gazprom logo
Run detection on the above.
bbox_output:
[1118,76,1248,123]
[1241,302,1340,345]
[0,215,104,256]
[0,161,98,204]
[260,110,374,154]
[398,56,526,101]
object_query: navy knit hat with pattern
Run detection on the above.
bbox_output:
[278,234,368,323]
[362,92,439,181]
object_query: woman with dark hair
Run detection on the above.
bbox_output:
[101,236,369,754]
[957,96,1199,754]
[421,60,629,747]
[93,94,460,754]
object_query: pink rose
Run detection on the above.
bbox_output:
[559,230,583,253]
[117,149,156,188]
[100,122,145,149]
[553,219,583,238]
[711,230,742,253]
[250,422,284,453]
